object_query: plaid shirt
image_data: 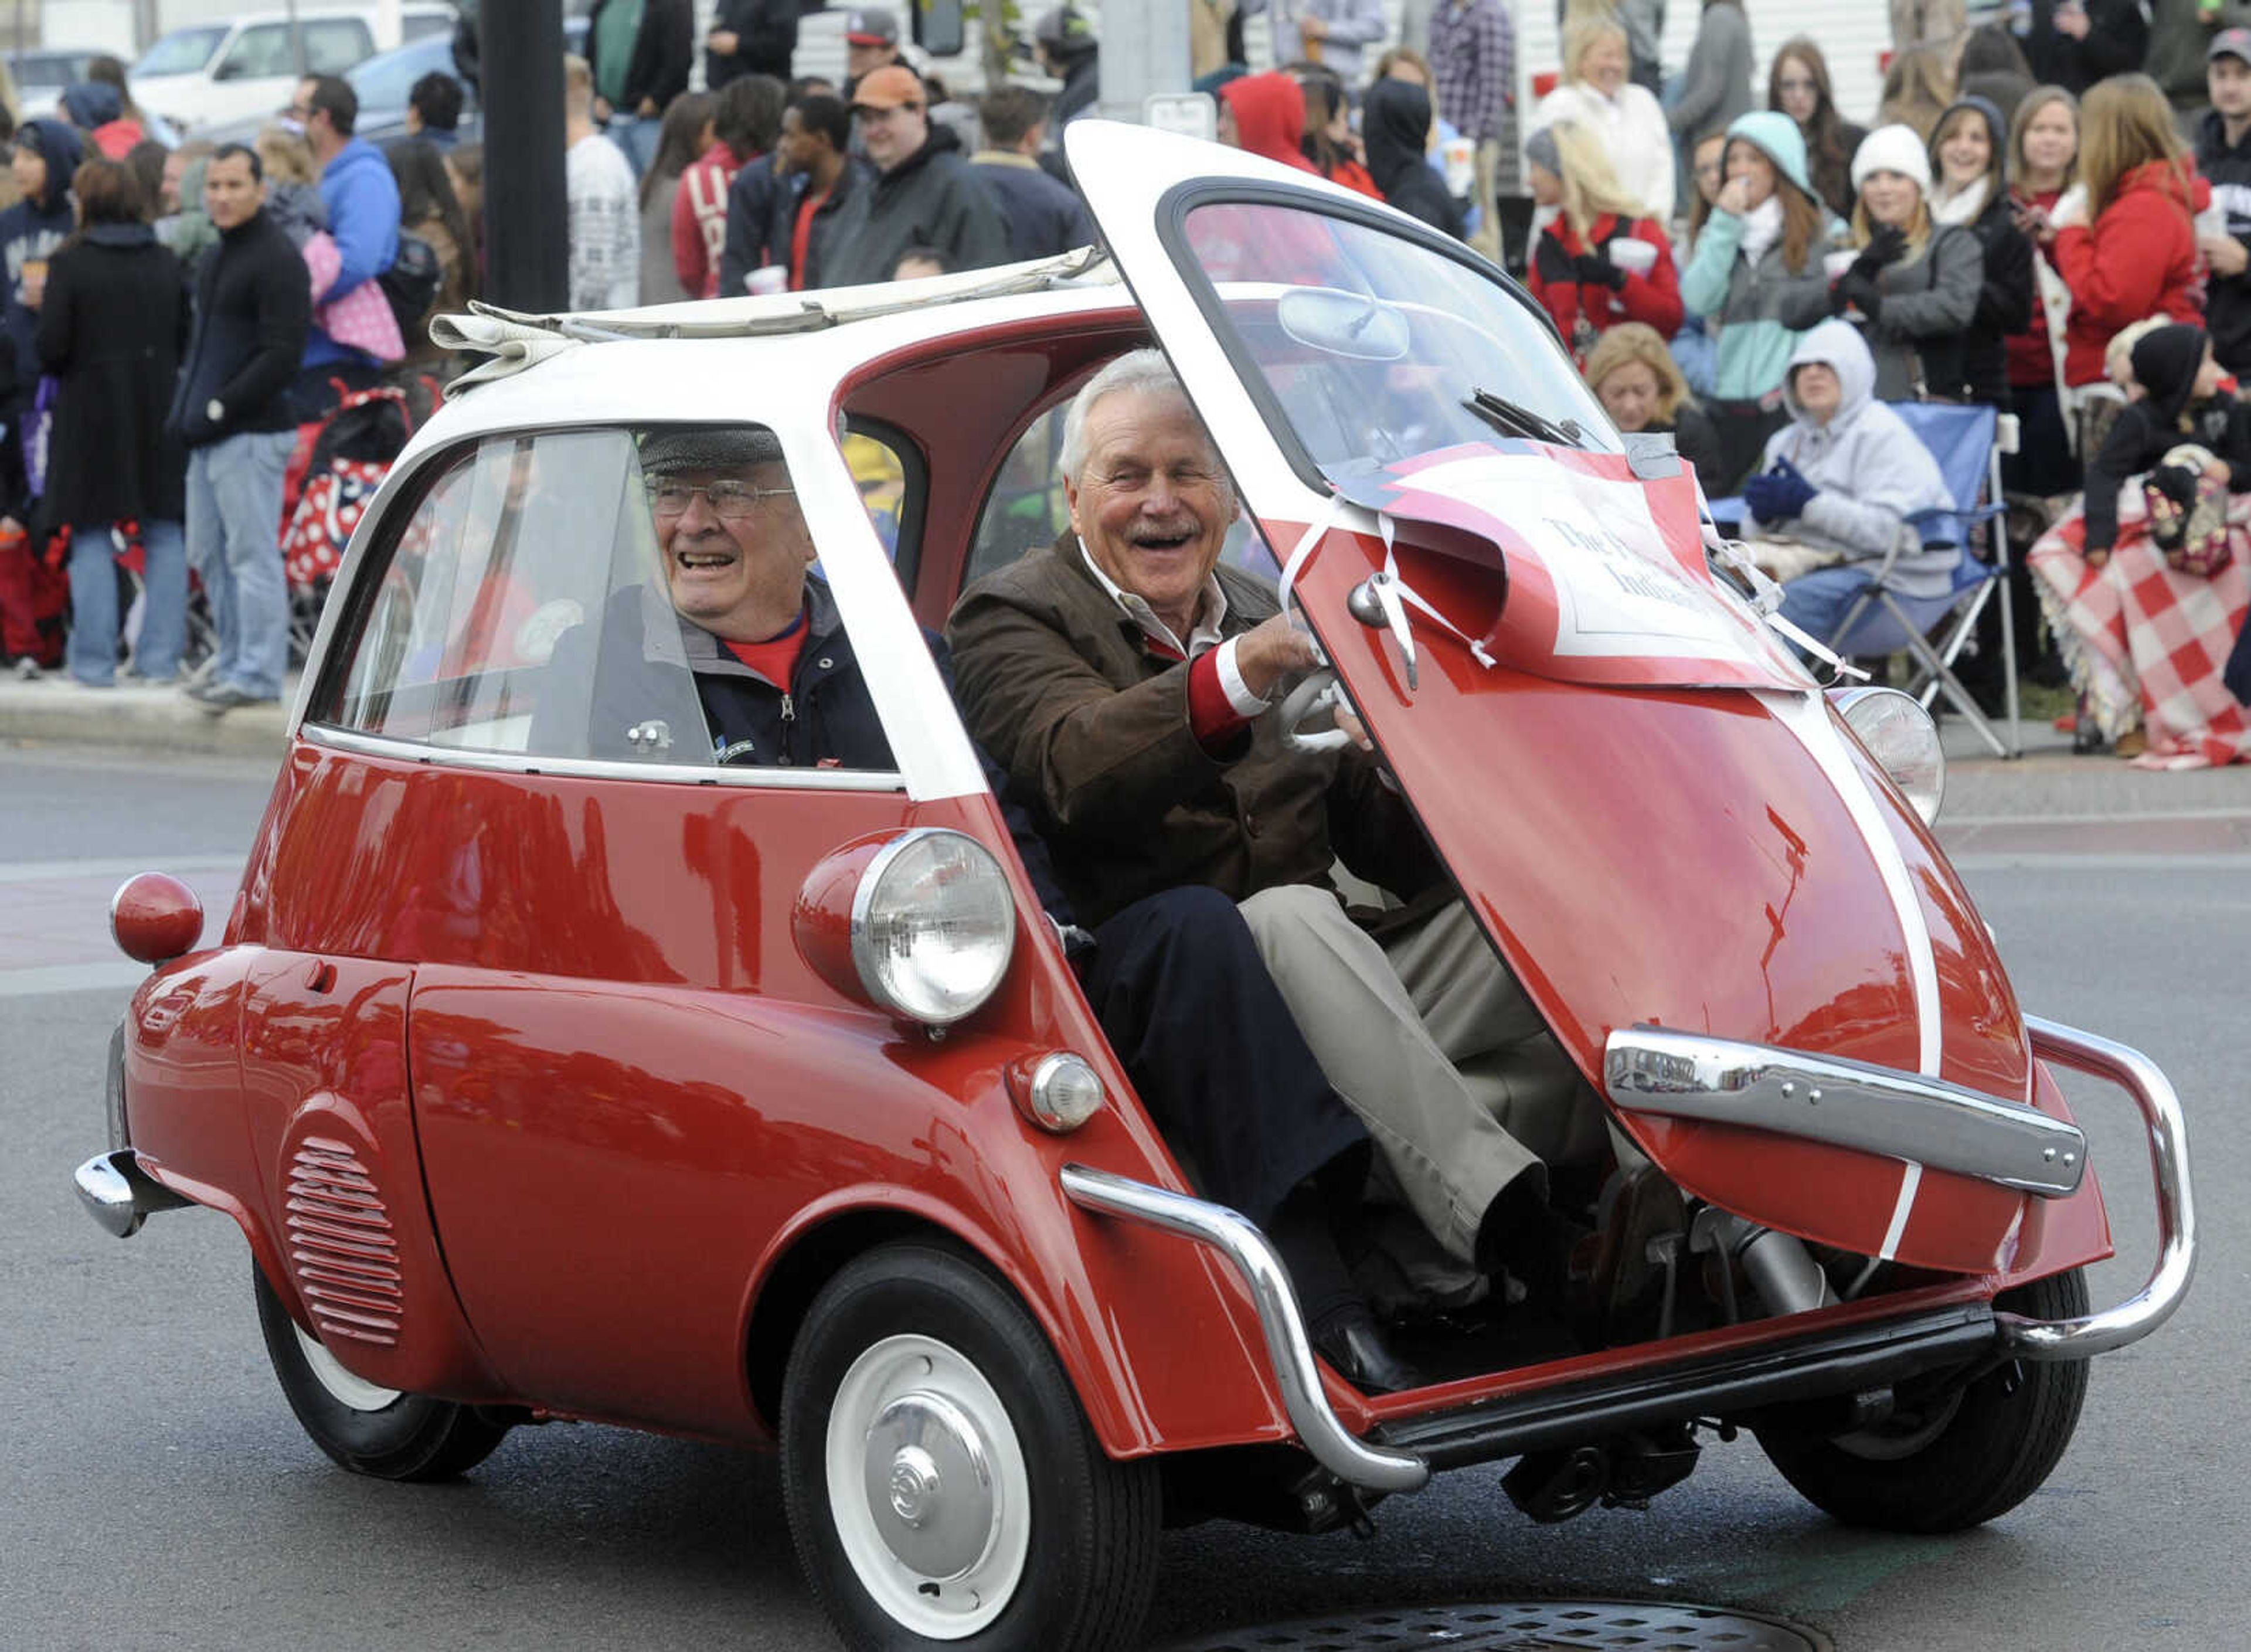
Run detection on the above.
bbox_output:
[1429,0,1514,146]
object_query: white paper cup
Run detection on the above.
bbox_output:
[1824,248,1857,280]
[747,264,788,297]
[1609,239,1658,276]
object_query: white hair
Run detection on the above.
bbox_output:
[1058,348,1224,491]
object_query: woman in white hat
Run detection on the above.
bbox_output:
[1814,122,1985,402]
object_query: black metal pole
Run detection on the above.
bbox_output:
[480,0,569,314]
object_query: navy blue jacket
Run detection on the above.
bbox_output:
[968,154,1094,261]
[0,120,84,412]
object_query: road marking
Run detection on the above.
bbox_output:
[0,961,149,998]
[0,855,243,885]
[1948,852,2251,873]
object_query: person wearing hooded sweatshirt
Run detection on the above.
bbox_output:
[1363,79,1464,239]
[2079,322,2251,562]
[1796,123,1984,404]
[2045,74,2208,390]
[1218,72,1320,176]
[1,121,86,408]
[59,83,141,161]
[822,67,1008,288]
[1679,110,1839,492]
[1926,97,2034,409]
[1740,318,1954,644]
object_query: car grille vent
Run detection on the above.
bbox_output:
[283,1134,404,1348]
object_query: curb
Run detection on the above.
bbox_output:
[0,681,291,757]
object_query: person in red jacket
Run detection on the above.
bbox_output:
[1218,72,1320,175]
[673,74,783,299]
[2044,74,2208,389]
[1524,120,1683,364]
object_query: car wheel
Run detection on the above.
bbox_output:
[780,1242,1160,1652]
[1757,1268,2090,1534]
[253,1265,510,1481]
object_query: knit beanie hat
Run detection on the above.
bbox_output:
[1851,124,1933,196]
[2130,324,2210,426]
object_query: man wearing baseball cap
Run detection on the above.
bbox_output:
[2197,29,2251,375]
[821,64,1009,286]
[843,7,903,90]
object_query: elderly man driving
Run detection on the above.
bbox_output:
[533,425,1424,1392]
[948,352,1661,1335]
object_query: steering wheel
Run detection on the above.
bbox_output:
[1278,668,1354,753]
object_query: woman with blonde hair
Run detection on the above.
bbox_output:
[2001,87,2080,494]
[1526,121,1681,360]
[1805,124,1983,402]
[1584,322,1723,481]
[1533,14,1674,225]
[2043,74,2206,390]
[1877,42,1957,141]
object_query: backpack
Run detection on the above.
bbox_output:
[280,378,438,588]
[377,233,443,345]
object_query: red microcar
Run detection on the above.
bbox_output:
[81,126,2194,1652]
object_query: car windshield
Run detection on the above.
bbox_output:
[349,36,448,110]
[1175,200,1619,483]
[9,52,87,90]
[135,26,228,77]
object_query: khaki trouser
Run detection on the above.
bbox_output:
[1468,137,1504,265]
[1239,886,1604,1264]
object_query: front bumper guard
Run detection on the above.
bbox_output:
[1060,1015,2194,1492]
[74,1148,191,1238]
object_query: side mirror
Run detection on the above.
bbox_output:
[912,0,965,59]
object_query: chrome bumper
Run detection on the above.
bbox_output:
[1994,1018,2196,1361]
[1604,1018,2195,1363]
[1058,1163,1431,1494]
[1605,1025,2089,1196]
[74,1148,190,1238]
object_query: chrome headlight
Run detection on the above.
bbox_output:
[1831,686,1946,825]
[849,828,1018,1025]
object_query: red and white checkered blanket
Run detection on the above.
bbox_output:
[2026,491,2251,769]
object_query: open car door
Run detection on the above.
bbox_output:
[1066,121,2061,1276]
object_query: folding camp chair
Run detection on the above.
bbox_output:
[1824,402,2023,759]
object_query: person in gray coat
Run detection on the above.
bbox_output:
[1740,318,1954,646]
[1784,123,1983,403]
[821,65,1009,286]
[1668,0,1753,153]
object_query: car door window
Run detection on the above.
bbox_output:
[303,21,375,74]
[319,424,900,773]
[218,24,291,79]
[965,404,1070,590]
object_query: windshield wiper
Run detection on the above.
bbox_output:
[1464,386,1583,449]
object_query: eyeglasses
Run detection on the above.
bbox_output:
[644,478,796,518]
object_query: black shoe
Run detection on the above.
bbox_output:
[1310,1304,1426,1395]
[192,681,280,716]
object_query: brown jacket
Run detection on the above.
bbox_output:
[946,533,1439,927]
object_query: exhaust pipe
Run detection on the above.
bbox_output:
[1690,1208,1838,1319]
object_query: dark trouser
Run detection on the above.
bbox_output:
[289,359,384,425]
[1080,885,1370,1323]
[1707,399,1792,498]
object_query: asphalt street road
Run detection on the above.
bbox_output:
[4,747,2245,1651]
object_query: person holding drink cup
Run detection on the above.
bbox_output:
[1523,121,1682,364]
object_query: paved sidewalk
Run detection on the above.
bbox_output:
[2,671,2245,831]
[0,672,295,757]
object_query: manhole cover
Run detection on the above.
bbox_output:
[1158,1599,1831,1652]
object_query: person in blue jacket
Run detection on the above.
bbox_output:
[287,74,400,418]
[0,120,86,416]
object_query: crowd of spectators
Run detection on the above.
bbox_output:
[2,2,2247,760]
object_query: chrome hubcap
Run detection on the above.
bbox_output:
[864,1393,997,1579]
[824,1334,1031,1640]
